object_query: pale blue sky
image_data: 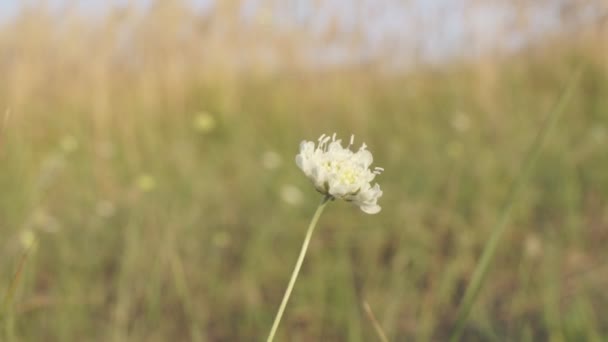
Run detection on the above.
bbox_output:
[0,0,583,63]
[0,0,210,19]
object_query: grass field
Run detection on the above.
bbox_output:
[1,2,608,341]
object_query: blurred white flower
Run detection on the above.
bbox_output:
[37,155,65,191]
[296,133,383,214]
[193,111,216,134]
[280,184,303,206]
[96,200,116,218]
[31,209,60,233]
[524,234,543,259]
[451,112,471,133]
[136,174,156,192]
[262,150,282,170]
[60,135,79,153]
[19,229,38,251]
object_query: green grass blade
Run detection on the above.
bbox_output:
[449,68,583,341]
[2,246,33,320]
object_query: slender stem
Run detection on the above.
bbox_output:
[0,109,10,151]
[363,300,389,342]
[2,243,34,320]
[267,195,331,342]
[449,68,582,341]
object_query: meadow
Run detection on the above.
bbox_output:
[1,2,608,341]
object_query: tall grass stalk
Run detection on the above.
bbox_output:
[2,241,35,321]
[0,110,9,149]
[267,195,332,342]
[449,68,582,341]
[363,300,389,342]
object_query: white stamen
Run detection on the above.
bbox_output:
[296,133,383,214]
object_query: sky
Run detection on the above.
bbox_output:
[0,0,210,20]
[0,0,587,64]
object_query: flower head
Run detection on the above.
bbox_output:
[60,135,79,153]
[193,111,217,134]
[19,229,38,252]
[136,174,156,192]
[296,133,383,214]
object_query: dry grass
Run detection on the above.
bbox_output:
[1,1,608,341]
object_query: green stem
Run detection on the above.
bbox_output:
[449,68,582,341]
[267,195,331,342]
[2,242,34,323]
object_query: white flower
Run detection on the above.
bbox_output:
[60,135,79,153]
[296,133,383,214]
[280,184,304,206]
[262,150,282,170]
[193,111,216,133]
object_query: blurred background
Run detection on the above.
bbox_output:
[1,0,607,341]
